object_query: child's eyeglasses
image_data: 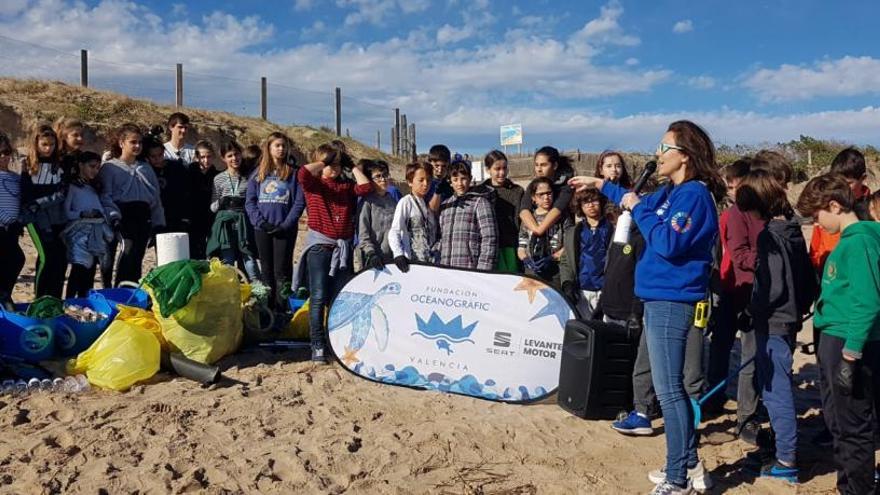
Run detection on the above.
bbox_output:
[371,173,389,181]
[657,142,685,155]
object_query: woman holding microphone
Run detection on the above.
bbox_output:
[570,120,723,495]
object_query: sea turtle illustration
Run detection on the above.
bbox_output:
[329,282,401,365]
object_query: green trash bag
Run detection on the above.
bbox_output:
[142,259,211,318]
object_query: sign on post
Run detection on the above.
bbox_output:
[500,124,523,146]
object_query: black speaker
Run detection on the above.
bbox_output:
[557,319,637,419]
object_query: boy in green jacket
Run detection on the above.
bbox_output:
[796,173,880,495]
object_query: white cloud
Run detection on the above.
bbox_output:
[688,75,715,89]
[419,105,880,151]
[672,19,693,34]
[8,0,875,151]
[436,24,473,45]
[335,0,429,26]
[743,56,880,102]
[571,0,639,49]
[294,0,314,11]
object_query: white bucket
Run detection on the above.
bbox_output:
[155,232,190,266]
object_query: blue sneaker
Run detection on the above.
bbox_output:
[750,460,797,483]
[611,410,653,436]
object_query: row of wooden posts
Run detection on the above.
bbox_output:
[78,49,416,158]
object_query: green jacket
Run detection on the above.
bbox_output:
[814,221,880,358]
[206,209,255,259]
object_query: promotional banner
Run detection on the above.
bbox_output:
[328,264,574,403]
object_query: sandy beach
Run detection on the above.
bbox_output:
[0,235,845,494]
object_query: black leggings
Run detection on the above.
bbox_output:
[28,224,68,298]
[100,202,152,287]
[0,226,25,302]
[254,229,295,309]
[66,262,97,299]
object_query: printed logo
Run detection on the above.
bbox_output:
[413,312,478,356]
[20,325,52,354]
[493,331,511,347]
[670,211,693,234]
[826,261,837,281]
[623,244,632,255]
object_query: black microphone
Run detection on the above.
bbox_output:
[631,160,657,194]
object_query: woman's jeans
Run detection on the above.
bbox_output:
[306,245,351,351]
[644,300,699,487]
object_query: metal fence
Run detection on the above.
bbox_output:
[0,34,416,157]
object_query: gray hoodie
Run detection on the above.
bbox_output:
[99,158,166,227]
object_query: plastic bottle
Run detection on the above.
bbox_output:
[1,375,91,395]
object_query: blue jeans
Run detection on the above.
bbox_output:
[306,245,351,350]
[644,301,698,486]
[220,248,261,282]
[755,332,797,464]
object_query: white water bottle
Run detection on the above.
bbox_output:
[613,210,633,244]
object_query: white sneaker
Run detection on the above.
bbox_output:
[648,461,713,493]
[648,480,694,495]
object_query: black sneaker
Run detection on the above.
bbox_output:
[738,421,762,446]
[311,347,328,364]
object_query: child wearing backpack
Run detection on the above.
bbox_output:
[737,169,817,482]
[796,174,880,494]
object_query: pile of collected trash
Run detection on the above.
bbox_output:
[1,259,254,392]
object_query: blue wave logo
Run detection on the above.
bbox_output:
[412,312,477,355]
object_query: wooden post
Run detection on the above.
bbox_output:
[334,87,342,137]
[175,63,183,108]
[400,114,408,160]
[377,130,381,150]
[409,123,416,158]
[394,108,400,157]
[80,49,88,88]
[807,149,813,167]
[260,77,267,120]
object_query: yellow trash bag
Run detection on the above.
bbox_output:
[282,299,328,340]
[152,259,245,364]
[67,306,162,391]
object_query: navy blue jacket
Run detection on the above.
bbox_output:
[245,170,306,232]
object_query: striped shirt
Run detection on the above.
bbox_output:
[0,170,21,226]
[210,170,248,212]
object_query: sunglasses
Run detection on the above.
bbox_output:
[657,142,685,155]
[0,149,11,158]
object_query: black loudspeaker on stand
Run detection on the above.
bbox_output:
[557,319,638,419]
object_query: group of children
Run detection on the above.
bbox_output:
[1,114,878,494]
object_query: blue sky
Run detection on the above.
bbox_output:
[2,0,880,155]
